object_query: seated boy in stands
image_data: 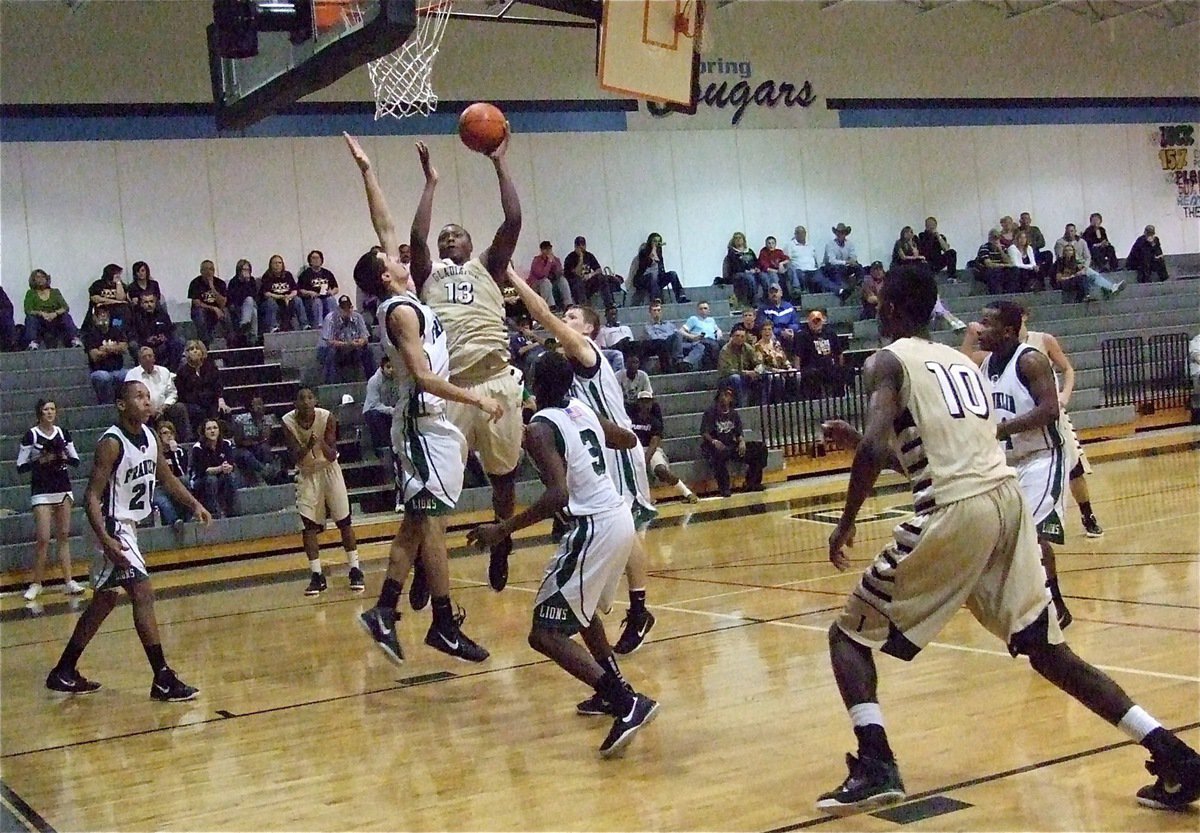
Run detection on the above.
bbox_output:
[628,390,697,503]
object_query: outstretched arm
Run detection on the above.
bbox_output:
[482,135,522,280]
[830,350,905,570]
[387,302,504,420]
[504,264,597,371]
[1041,332,1075,405]
[467,420,564,549]
[409,142,438,290]
[344,133,399,257]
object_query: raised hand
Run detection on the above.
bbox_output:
[415,141,439,184]
[343,132,371,172]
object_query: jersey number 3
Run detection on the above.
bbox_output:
[445,281,474,305]
[580,429,606,476]
[925,362,989,419]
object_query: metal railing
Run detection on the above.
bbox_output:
[757,368,867,458]
[1101,332,1192,412]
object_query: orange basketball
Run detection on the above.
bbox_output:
[458,102,508,155]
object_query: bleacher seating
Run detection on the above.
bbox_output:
[1,255,1197,585]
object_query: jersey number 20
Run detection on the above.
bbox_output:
[925,362,989,419]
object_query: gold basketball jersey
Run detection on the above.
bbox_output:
[420,257,509,385]
[883,337,1014,513]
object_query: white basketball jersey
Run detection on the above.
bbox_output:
[283,408,335,474]
[420,257,508,383]
[983,343,1064,460]
[101,424,158,525]
[531,399,625,517]
[882,338,1013,513]
[569,338,633,432]
[378,292,450,418]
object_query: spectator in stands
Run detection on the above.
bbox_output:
[731,307,760,341]
[528,241,573,310]
[153,420,191,531]
[598,305,638,365]
[0,286,14,351]
[1054,223,1093,270]
[126,261,163,311]
[231,395,280,485]
[891,226,930,275]
[917,216,958,281]
[1017,212,1051,256]
[1082,212,1119,272]
[725,231,763,307]
[1189,332,1200,388]
[563,236,616,309]
[795,308,847,398]
[674,300,723,373]
[860,261,885,320]
[227,258,261,348]
[700,383,767,497]
[718,327,763,406]
[628,390,697,503]
[758,284,798,355]
[758,236,790,294]
[81,306,128,404]
[619,354,653,405]
[756,321,795,400]
[317,295,373,383]
[783,225,819,301]
[508,313,546,375]
[974,229,1020,294]
[125,345,190,439]
[1055,243,1124,302]
[189,418,241,519]
[128,293,183,373]
[261,254,306,332]
[639,298,677,373]
[1008,229,1044,291]
[631,232,689,305]
[821,223,862,301]
[297,250,339,327]
[1128,225,1170,283]
[176,339,231,430]
[17,398,84,601]
[88,263,131,330]
[363,355,400,476]
[23,269,81,350]
[998,215,1017,248]
[188,259,230,346]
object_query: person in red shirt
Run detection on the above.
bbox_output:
[758,236,790,292]
[528,241,573,310]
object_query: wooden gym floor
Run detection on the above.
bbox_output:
[1,440,1197,832]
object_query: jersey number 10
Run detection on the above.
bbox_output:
[925,361,990,419]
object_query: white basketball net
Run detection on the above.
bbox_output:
[364,1,453,119]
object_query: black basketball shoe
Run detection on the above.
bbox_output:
[1138,754,1200,811]
[45,667,101,695]
[150,667,199,702]
[304,572,327,596]
[348,567,365,592]
[613,610,655,655]
[425,608,490,663]
[816,753,906,816]
[1082,514,1104,538]
[358,607,404,665]
[599,694,659,758]
[488,534,512,592]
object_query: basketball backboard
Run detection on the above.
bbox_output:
[598,0,703,107]
[208,0,416,131]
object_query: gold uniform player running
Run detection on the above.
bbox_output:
[814,267,1200,816]
[45,380,210,702]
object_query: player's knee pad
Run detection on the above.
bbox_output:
[334,514,353,530]
[300,516,324,532]
[1007,607,1053,658]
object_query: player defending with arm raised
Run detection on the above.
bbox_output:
[345,133,503,664]
[505,265,659,657]
[45,380,210,701]
[468,351,659,757]
[406,136,524,595]
[813,267,1200,816]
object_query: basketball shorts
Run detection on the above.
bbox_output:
[89,518,149,591]
[1061,411,1091,476]
[1014,447,1067,544]
[607,440,657,530]
[836,479,1063,660]
[295,463,352,526]
[391,413,467,515]
[533,506,636,635]
[446,366,524,476]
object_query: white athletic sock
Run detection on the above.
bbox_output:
[674,481,693,497]
[309,558,322,575]
[1118,706,1161,742]
[848,702,885,728]
[346,550,360,569]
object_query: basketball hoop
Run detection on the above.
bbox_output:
[366,0,453,119]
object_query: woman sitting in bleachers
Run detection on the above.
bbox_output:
[23,269,82,350]
[153,420,192,530]
[1054,244,1124,303]
[189,418,241,519]
[175,339,231,436]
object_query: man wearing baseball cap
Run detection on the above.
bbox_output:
[317,294,374,383]
[628,389,698,503]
